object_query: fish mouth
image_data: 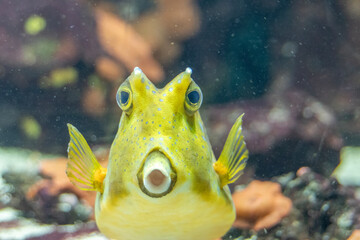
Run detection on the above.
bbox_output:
[137,150,177,198]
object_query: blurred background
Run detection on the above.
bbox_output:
[0,0,359,239]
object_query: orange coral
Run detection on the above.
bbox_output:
[95,8,164,82]
[157,0,200,40]
[95,57,125,82]
[348,230,360,240]
[27,158,96,208]
[27,154,108,209]
[93,1,201,87]
[232,180,292,231]
[134,0,200,63]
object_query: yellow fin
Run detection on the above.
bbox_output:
[214,114,248,187]
[66,124,107,192]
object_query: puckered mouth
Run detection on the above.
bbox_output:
[137,149,177,198]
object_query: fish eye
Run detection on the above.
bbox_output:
[116,84,133,114]
[120,91,130,105]
[187,90,200,104]
[184,82,202,115]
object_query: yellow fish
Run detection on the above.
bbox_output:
[66,67,248,240]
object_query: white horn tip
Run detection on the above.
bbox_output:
[134,67,142,75]
[185,67,192,75]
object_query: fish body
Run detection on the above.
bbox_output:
[67,67,248,240]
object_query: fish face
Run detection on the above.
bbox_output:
[104,67,217,201]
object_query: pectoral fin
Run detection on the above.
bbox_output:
[67,124,107,192]
[213,114,248,187]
